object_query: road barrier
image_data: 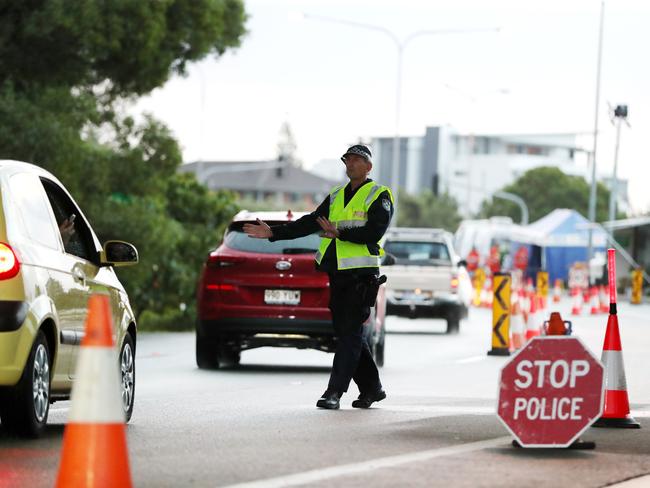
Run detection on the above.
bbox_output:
[488,273,510,356]
[56,294,133,487]
[631,268,643,305]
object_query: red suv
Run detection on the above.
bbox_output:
[196,210,386,369]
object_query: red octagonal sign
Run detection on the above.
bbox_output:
[497,336,604,447]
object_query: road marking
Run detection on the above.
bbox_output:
[609,475,650,487]
[381,405,494,415]
[219,436,511,488]
[456,355,488,364]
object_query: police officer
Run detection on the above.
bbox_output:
[243,144,394,410]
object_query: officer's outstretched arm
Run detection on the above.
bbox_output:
[243,218,273,239]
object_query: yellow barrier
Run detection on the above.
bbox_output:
[631,269,643,305]
[487,273,510,356]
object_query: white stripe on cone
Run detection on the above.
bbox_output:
[601,350,628,391]
[68,346,125,423]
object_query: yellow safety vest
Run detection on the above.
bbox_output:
[315,181,393,271]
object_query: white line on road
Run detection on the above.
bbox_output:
[219,436,511,488]
[455,355,489,364]
[609,474,650,487]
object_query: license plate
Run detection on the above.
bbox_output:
[264,289,301,305]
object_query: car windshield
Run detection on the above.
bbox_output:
[384,240,451,265]
[225,222,321,255]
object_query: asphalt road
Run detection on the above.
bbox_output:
[1,298,650,488]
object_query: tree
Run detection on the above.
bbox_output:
[397,191,462,231]
[479,167,620,223]
[0,0,247,100]
[0,1,248,327]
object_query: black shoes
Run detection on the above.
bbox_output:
[316,390,342,410]
[351,389,386,409]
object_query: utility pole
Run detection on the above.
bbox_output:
[608,104,629,222]
[587,0,605,277]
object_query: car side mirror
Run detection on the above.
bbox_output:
[100,240,139,267]
[382,253,396,266]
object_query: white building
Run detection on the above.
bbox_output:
[371,126,628,218]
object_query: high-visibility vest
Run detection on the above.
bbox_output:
[315,181,393,271]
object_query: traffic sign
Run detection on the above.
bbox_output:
[537,271,549,298]
[497,336,604,447]
[488,273,510,356]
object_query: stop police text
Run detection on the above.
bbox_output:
[512,359,590,421]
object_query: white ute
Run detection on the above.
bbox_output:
[381,227,472,334]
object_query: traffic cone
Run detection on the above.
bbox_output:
[599,285,609,314]
[525,292,541,340]
[552,279,562,303]
[543,311,571,336]
[592,313,640,428]
[510,300,525,350]
[571,287,583,316]
[589,286,600,315]
[593,248,640,429]
[55,294,133,487]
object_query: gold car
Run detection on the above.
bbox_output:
[0,160,138,437]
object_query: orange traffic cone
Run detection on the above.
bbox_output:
[543,311,571,336]
[594,313,641,429]
[552,279,562,303]
[593,248,640,429]
[589,286,600,315]
[571,287,583,315]
[525,292,541,340]
[599,285,609,314]
[592,313,640,428]
[56,295,133,487]
[510,300,525,350]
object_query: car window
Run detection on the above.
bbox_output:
[225,222,320,255]
[383,240,451,265]
[8,173,60,249]
[40,178,96,262]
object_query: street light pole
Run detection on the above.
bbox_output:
[300,13,499,226]
[608,104,628,222]
[587,0,605,272]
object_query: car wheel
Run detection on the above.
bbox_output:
[218,345,241,368]
[120,332,136,422]
[196,332,220,369]
[446,308,461,335]
[0,330,50,438]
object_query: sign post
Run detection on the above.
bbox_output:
[497,336,604,448]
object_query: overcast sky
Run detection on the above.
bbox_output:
[132,0,650,213]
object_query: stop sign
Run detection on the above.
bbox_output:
[497,336,604,447]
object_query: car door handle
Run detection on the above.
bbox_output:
[73,268,86,286]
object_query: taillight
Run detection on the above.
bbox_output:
[450,277,459,290]
[205,284,236,291]
[0,242,20,280]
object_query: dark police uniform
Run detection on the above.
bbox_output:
[269,178,393,407]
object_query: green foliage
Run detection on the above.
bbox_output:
[0,0,247,99]
[0,1,247,328]
[479,167,622,223]
[397,191,462,231]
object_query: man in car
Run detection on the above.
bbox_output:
[243,144,394,410]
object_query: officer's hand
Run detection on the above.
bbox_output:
[243,219,273,239]
[316,216,339,239]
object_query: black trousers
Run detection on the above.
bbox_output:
[327,274,382,394]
